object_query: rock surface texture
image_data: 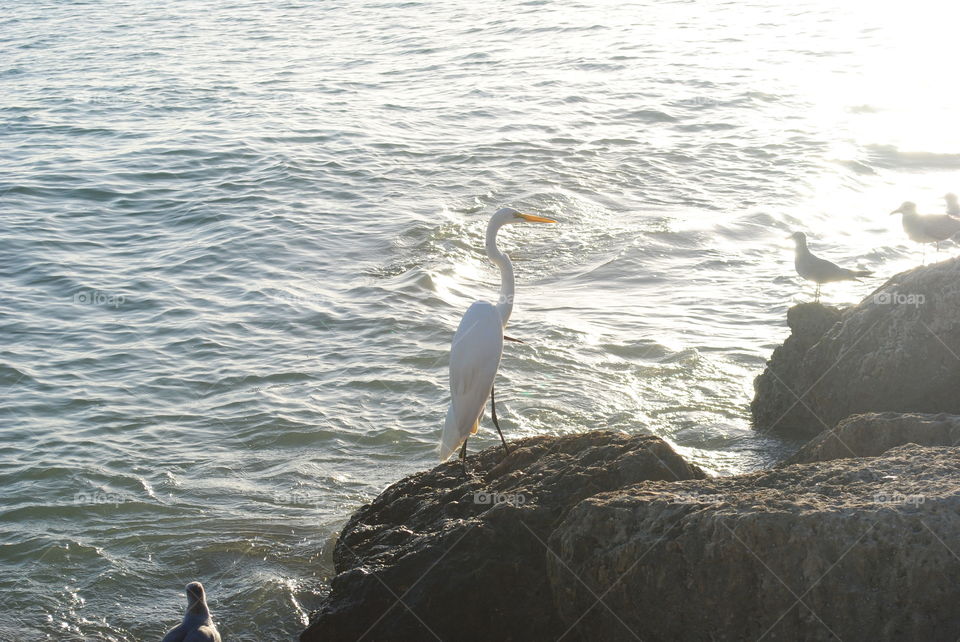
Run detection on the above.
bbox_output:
[751,302,842,435]
[300,431,704,642]
[783,411,960,465]
[549,444,960,641]
[752,259,960,438]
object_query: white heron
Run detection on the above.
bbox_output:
[439,207,555,470]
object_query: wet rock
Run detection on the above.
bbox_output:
[300,431,704,642]
[751,302,842,435]
[752,259,960,438]
[549,444,960,641]
[783,411,960,465]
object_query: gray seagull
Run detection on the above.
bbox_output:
[161,582,222,642]
[789,232,871,302]
[945,193,959,217]
[890,201,960,261]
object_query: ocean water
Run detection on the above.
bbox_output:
[2,0,959,639]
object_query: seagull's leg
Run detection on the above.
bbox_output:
[814,283,820,303]
[490,384,510,455]
[459,437,469,476]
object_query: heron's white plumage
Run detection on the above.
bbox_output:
[439,207,554,463]
[439,301,503,461]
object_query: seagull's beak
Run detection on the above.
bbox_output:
[518,213,556,223]
[889,208,901,215]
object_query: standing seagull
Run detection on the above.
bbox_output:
[789,232,871,303]
[946,193,960,217]
[161,582,221,642]
[890,201,960,261]
[440,207,555,471]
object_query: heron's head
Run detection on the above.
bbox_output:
[492,207,556,226]
[890,201,916,216]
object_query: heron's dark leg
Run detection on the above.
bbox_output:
[459,437,469,475]
[490,385,510,455]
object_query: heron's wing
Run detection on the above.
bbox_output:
[439,301,504,460]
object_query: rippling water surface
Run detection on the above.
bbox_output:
[3,0,959,638]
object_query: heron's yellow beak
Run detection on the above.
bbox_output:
[518,213,556,223]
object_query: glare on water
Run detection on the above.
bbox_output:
[1,0,958,638]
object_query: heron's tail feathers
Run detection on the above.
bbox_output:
[439,405,465,462]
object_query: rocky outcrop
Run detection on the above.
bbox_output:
[783,411,960,465]
[300,431,704,642]
[751,303,842,434]
[752,259,960,438]
[300,261,960,642]
[549,444,960,641]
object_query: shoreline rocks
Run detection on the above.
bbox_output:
[751,258,960,438]
[783,411,960,465]
[300,431,704,642]
[302,258,960,641]
[549,444,960,641]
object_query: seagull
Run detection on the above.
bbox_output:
[890,201,960,261]
[161,582,222,642]
[789,232,871,303]
[946,193,960,217]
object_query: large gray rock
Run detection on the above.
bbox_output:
[783,411,960,465]
[549,443,960,641]
[751,303,842,434]
[752,259,960,438]
[300,431,704,642]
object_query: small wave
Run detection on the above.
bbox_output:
[866,144,960,169]
[617,109,678,123]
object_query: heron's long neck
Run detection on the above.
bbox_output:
[486,222,514,328]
